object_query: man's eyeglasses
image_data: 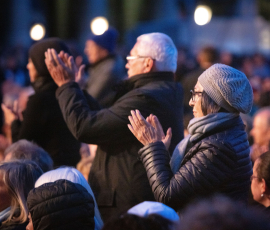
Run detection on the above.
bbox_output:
[250,175,260,182]
[126,55,155,61]
[190,90,203,101]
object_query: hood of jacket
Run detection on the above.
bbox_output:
[27,179,95,230]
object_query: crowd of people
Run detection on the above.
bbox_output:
[0,27,270,230]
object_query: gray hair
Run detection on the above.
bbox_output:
[136,33,177,72]
[4,140,53,172]
[34,167,103,230]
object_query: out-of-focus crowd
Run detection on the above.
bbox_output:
[1,43,270,165]
[1,30,270,230]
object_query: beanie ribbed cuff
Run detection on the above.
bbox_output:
[198,77,237,112]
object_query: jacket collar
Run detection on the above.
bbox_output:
[31,77,58,93]
[113,71,174,100]
[128,71,174,89]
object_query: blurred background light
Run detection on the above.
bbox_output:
[90,17,109,35]
[194,5,212,26]
[30,24,46,41]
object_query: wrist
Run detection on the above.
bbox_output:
[57,79,73,87]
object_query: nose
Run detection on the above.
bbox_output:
[189,98,194,107]
[125,61,130,69]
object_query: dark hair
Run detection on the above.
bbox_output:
[4,140,53,172]
[201,92,228,116]
[256,151,270,189]
[179,195,270,230]
[102,214,175,230]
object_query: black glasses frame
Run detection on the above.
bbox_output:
[190,90,203,101]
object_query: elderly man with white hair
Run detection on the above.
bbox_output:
[44,33,184,221]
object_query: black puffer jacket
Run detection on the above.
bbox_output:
[139,116,252,211]
[27,179,95,230]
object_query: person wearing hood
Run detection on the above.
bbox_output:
[2,38,81,167]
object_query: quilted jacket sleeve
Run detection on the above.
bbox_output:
[138,141,239,210]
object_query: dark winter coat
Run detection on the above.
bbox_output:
[55,71,184,221]
[138,115,252,211]
[27,179,95,230]
[11,78,81,167]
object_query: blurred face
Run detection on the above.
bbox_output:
[26,213,34,230]
[0,172,12,211]
[251,159,266,206]
[250,113,270,147]
[189,81,204,118]
[26,59,38,83]
[84,40,107,64]
[125,42,146,78]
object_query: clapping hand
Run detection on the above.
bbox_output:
[1,100,22,125]
[44,49,85,87]
[128,110,172,150]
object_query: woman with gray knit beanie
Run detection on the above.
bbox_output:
[128,64,253,211]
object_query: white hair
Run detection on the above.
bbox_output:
[35,167,103,230]
[136,33,178,73]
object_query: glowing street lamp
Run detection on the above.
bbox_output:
[194,5,212,26]
[90,17,109,35]
[30,24,46,41]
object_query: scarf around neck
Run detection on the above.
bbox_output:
[170,112,239,173]
[0,207,11,223]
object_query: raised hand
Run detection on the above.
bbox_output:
[2,103,18,126]
[57,51,85,84]
[44,48,76,87]
[146,114,172,150]
[128,110,172,149]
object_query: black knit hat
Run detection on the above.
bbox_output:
[29,38,71,78]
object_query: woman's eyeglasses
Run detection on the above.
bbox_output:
[190,90,203,101]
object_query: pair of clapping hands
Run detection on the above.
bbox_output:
[46,49,172,149]
[44,49,85,87]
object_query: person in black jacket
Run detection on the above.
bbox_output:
[44,32,184,221]
[2,38,81,167]
[26,179,95,230]
[128,64,253,211]
[33,167,103,230]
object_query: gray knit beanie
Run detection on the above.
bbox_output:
[198,64,253,114]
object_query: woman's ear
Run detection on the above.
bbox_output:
[261,178,267,195]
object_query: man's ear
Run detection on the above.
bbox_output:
[143,58,155,73]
